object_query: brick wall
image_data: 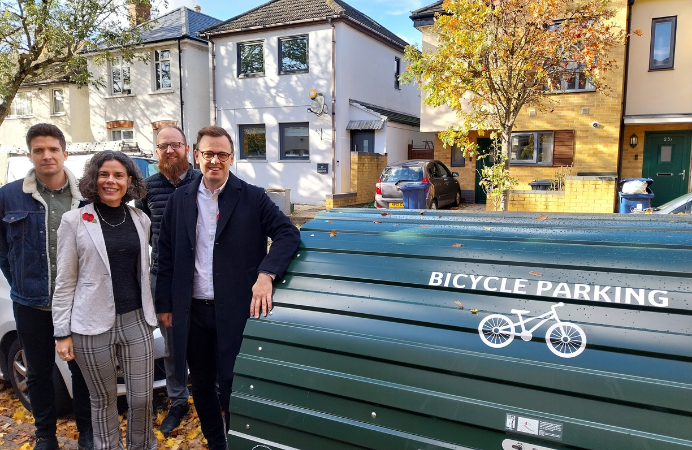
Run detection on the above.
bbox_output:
[499,176,617,212]
[326,192,358,209]
[350,152,388,204]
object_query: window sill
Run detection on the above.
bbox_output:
[238,73,265,79]
[238,159,267,163]
[279,70,309,75]
[149,89,174,95]
[50,113,66,117]
[549,90,596,95]
[278,159,310,163]
[107,93,136,99]
[5,115,34,120]
[648,67,674,72]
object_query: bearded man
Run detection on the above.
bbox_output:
[135,125,200,435]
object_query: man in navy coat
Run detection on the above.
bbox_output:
[155,126,300,450]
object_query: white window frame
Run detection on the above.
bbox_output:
[9,92,33,118]
[51,89,65,115]
[510,131,554,166]
[111,56,132,96]
[111,128,134,141]
[154,49,172,90]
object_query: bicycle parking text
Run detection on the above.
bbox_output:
[428,272,669,307]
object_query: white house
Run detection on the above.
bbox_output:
[86,7,221,152]
[0,67,91,145]
[202,0,432,204]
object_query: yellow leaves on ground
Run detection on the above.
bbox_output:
[529,271,543,277]
[18,444,30,450]
[11,409,26,421]
[155,430,165,443]
[536,215,548,220]
[186,428,200,440]
[156,411,166,426]
[329,230,338,237]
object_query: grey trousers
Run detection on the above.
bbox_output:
[151,273,189,408]
[73,309,156,450]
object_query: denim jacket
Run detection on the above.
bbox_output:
[0,168,82,307]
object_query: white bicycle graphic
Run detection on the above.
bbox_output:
[477,302,587,358]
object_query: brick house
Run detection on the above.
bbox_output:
[620,0,692,208]
[410,0,631,212]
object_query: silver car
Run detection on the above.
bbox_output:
[652,192,692,214]
[375,160,462,209]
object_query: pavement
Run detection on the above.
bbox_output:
[288,202,488,227]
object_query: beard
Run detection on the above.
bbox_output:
[159,154,189,182]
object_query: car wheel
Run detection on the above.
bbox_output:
[8,338,32,411]
[455,190,462,206]
[8,338,72,415]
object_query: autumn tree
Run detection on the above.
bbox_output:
[401,0,631,210]
[0,0,159,125]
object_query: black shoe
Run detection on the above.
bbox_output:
[33,437,59,450]
[77,429,94,450]
[160,403,190,436]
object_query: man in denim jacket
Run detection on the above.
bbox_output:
[0,124,92,450]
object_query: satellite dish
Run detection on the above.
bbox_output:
[308,93,328,116]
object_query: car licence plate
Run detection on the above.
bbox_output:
[389,202,404,208]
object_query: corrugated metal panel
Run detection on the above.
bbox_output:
[346,120,385,130]
[229,210,692,450]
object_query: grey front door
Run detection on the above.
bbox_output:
[643,131,691,207]
[351,131,375,153]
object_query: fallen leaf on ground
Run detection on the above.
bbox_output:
[529,271,543,277]
[536,215,548,220]
[155,430,165,443]
[470,309,478,314]
[373,221,381,223]
[455,301,463,309]
[452,243,463,248]
[380,212,390,216]
[156,411,166,426]
[420,225,429,227]
[19,443,30,450]
[186,429,200,440]
[329,230,338,237]
[325,221,332,223]
[419,211,425,215]
[484,227,491,230]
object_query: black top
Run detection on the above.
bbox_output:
[95,202,142,315]
[135,165,201,275]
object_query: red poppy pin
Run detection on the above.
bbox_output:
[216,213,219,221]
[82,213,97,223]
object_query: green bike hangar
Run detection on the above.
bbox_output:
[228,209,692,450]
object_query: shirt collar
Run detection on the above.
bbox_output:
[36,173,69,194]
[198,176,228,196]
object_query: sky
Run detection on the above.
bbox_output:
[158,0,426,47]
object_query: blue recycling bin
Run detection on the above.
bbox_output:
[618,178,654,213]
[399,182,430,209]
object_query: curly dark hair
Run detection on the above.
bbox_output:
[79,151,147,203]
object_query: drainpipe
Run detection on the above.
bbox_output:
[617,0,635,187]
[329,17,336,195]
[209,39,218,126]
[178,38,184,132]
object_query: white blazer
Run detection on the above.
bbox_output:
[52,203,157,337]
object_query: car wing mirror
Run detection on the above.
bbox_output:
[452,172,459,177]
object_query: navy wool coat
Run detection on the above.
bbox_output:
[155,172,300,384]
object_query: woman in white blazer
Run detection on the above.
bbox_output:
[52,151,157,450]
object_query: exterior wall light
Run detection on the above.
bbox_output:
[630,134,638,148]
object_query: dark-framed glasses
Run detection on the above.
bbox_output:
[156,142,184,151]
[199,151,232,162]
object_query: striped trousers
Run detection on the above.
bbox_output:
[73,309,156,450]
